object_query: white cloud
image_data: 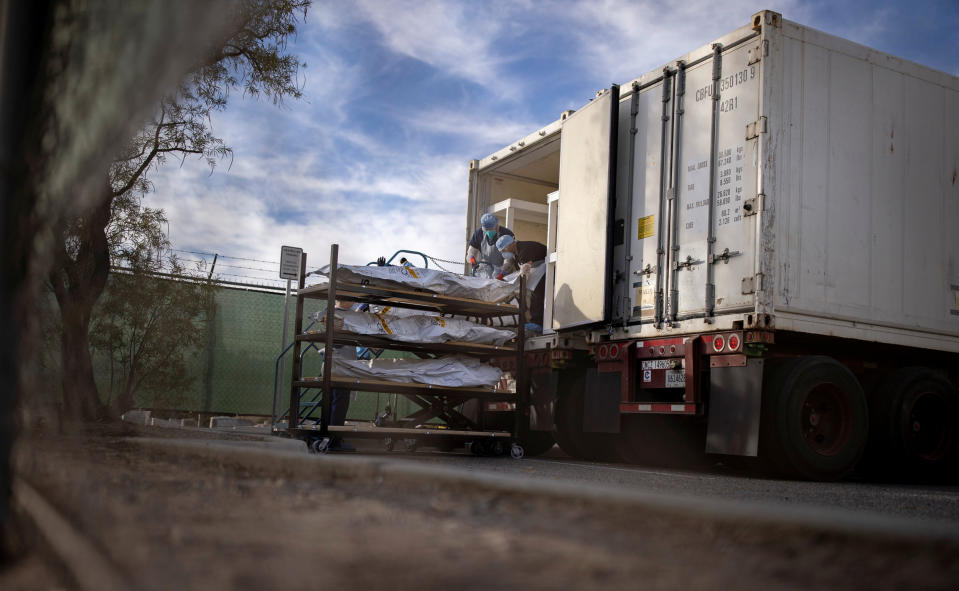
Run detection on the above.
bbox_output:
[552,0,806,84]
[351,0,514,96]
[151,140,471,282]
[406,108,543,147]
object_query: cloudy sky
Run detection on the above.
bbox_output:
[150,0,959,287]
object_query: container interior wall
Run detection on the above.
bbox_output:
[489,178,549,244]
[474,141,560,251]
[772,26,959,336]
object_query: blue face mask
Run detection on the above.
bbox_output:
[485,230,497,240]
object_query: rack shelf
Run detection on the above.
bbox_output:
[298,281,520,318]
[286,244,529,456]
[295,331,518,357]
[293,377,515,401]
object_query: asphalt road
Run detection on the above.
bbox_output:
[315,439,959,527]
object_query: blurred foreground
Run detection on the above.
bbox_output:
[4,423,959,591]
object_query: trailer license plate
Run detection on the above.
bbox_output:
[642,359,672,370]
[665,370,686,388]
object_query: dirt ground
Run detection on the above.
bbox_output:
[3,423,959,590]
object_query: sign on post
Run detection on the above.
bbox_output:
[279,246,303,281]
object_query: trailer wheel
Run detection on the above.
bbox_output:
[760,356,868,481]
[868,367,958,480]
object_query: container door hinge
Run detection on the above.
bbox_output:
[747,41,767,65]
[746,116,767,140]
[742,273,764,295]
[743,193,763,217]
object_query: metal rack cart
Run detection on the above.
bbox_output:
[287,244,530,458]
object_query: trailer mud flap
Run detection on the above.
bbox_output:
[706,358,763,456]
[529,369,557,432]
[583,369,621,433]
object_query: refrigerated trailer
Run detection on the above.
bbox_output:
[467,10,959,480]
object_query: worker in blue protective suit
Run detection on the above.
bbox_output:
[496,234,546,327]
[466,213,514,278]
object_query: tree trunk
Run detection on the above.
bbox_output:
[49,182,113,422]
[115,367,136,414]
[58,298,106,420]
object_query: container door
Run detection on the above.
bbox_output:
[669,43,761,322]
[627,75,674,325]
[552,86,619,330]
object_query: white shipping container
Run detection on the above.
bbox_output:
[468,10,959,354]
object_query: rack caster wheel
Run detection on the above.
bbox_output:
[309,437,331,454]
[404,438,418,452]
[510,443,525,460]
[490,440,508,456]
[384,437,394,452]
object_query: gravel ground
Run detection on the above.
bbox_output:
[4,423,959,590]
[388,448,959,525]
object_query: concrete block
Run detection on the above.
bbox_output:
[149,417,182,428]
[209,416,254,429]
[121,410,151,425]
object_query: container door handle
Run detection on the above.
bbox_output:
[708,247,741,265]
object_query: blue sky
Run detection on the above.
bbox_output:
[151,0,959,287]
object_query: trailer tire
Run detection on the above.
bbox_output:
[868,367,958,481]
[760,356,868,481]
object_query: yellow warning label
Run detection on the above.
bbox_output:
[637,215,655,240]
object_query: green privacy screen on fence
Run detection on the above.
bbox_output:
[88,278,417,422]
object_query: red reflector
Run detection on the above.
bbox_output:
[727,334,740,351]
[599,344,609,359]
[659,346,666,355]
[609,344,620,359]
[713,335,725,352]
